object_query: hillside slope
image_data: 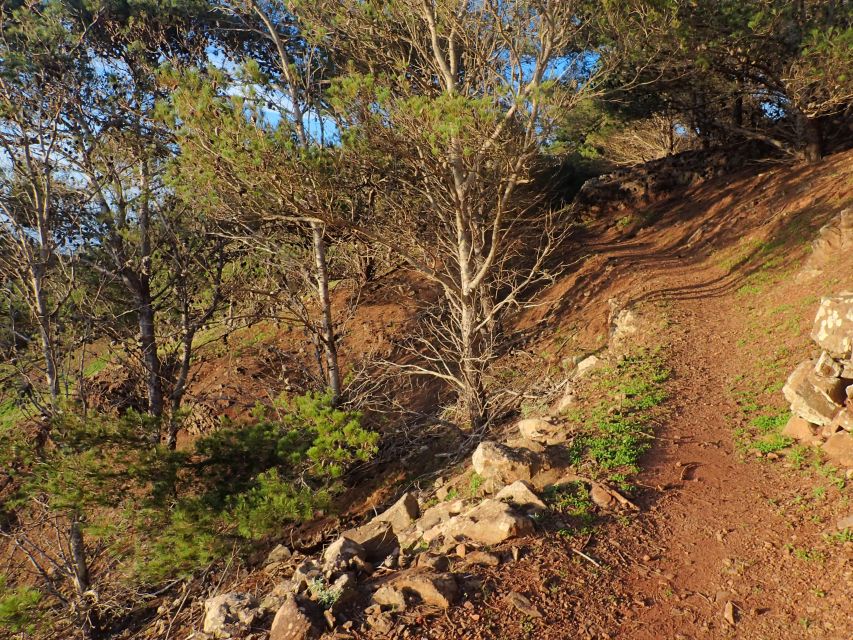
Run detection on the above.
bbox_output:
[69,149,853,640]
[416,149,853,639]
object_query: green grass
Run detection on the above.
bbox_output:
[83,354,110,378]
[563,349,670,482]
[753,433,793,454]
[542,481,596,538]
[0,399,26,433]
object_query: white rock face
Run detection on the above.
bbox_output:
[203,593,257,638]
[811,293,853,358]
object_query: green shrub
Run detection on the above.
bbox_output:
[0,576,41,634]
[137,391,377,578]
[229,469,330,539]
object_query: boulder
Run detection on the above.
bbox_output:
[811,294,853,358]
[291,559,322,593]
[823,432,853,468]
[450,499,534,546]
[472,441,540,486]
[203,593,257,639]
[517,418,568,445]
[782,360,846,426]
[781,415,822,444]
[322,538,365,576]
[270,594,322,640]
[495,480,547,513]
[387,569,458,609]
[373,492,420,533]
[341,521,398,561]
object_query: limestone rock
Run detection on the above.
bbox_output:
[517,417,568,445]
[371,585,407,609]
[390,569,458,609]
[341,521,398,562]
[322,537,365,576]
[781,415,822,444]
[574,355,602,379]
[291,559,322,593]
[452,499,534,545]
[270,594,321,640]
[472,441,539,486]
[831,407,853,432]
[811,293,853,358]
[266,544,293,565]
[464,550,501,567]
[373,493,420,533]
[495,480,547,513]
[203,593,256,639]
[783,360,846,426]
[823,432,853,468]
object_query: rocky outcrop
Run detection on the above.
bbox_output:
[781,294,853,467]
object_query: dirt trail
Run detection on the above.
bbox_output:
[420,155,853,640]
[617,271,842,639]
[594,196,853,637]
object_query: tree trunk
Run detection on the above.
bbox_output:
[799,113,823,163]
[459,294,487,429]
[311,221,341,401]
[137,290,163,424]
[31,268,59,411]
[166,327,194,450]
[69,517,99,639]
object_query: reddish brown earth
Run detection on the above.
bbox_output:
[386,151,853,639]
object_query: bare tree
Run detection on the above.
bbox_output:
[294,0,622,426]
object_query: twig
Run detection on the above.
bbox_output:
[570,547,601,567]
